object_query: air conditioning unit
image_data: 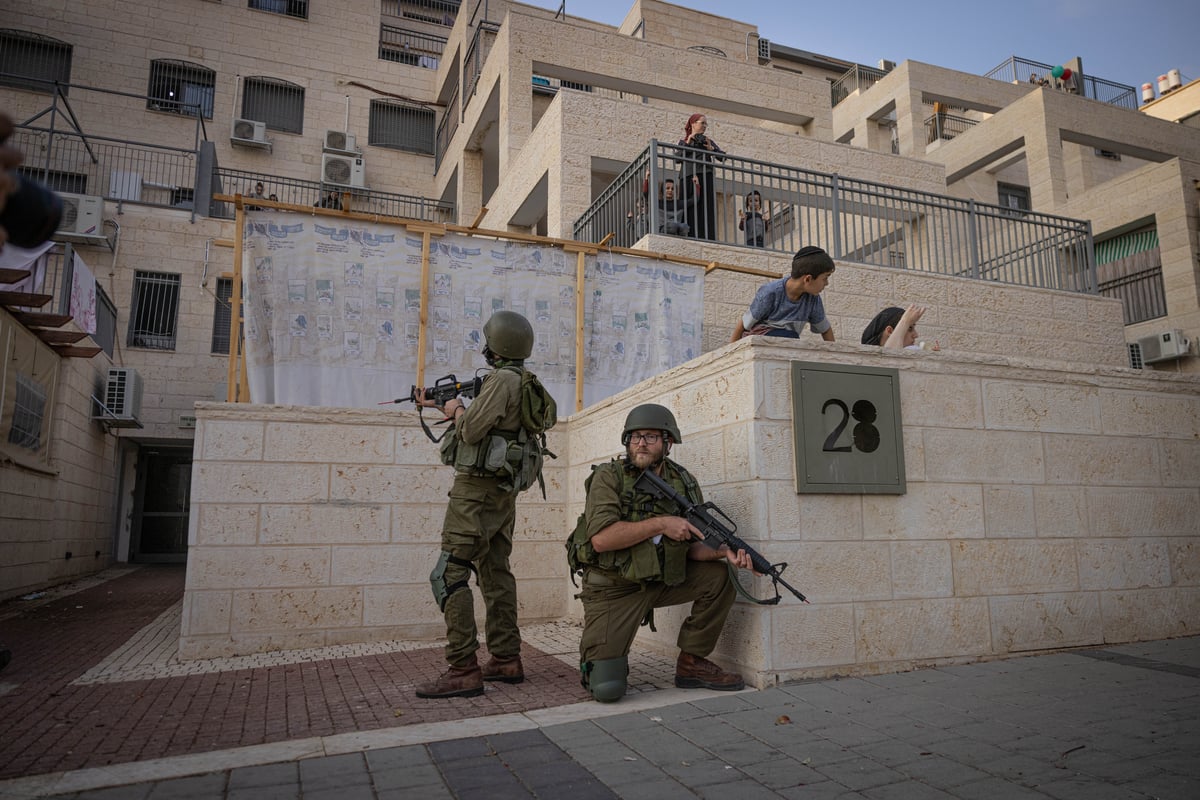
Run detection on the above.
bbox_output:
[756,38,771,61]
[94,367,144,428]
[1137,329,1191,364]
[56,193,104,237]
[322,152,366,187]
[878,59,897,72]
[323,130,357,153]
[231,118,270,149]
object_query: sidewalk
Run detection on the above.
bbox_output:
[2,565,1198,799]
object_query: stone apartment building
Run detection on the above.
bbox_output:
[1,1,1197,680]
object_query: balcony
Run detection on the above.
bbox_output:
[573,141,1096,294]
[984,56,1137,109]
[379,24,447,68]
[831,64,888,107]
[925,111,979,145]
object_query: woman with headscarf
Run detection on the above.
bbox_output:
[861,304,939,350]
[677,113,724,241]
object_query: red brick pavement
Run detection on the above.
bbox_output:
[0,565,589,780]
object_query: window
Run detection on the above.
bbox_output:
[128,271,181,350]
[211,278,234,354]
[242,76,305,134]
[368,99,435,154]
[7,373,47,450]
[248,0,309,19]
[0,29,72,94]
[147,59,215,119]
[1094,148,1121,161]
[997,183,1031,215]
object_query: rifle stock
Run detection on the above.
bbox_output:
[634,468,808,604]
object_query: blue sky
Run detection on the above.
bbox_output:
[525,0,1198,100]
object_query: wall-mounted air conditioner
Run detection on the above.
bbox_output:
[757,38,771,62]
[94,367,144,428]
[323,130,357,153]
[231,118,271,150]
[56,193,105,237]
[1137,329,1191,364]
[321,152,366,187]
[878,59,897,72]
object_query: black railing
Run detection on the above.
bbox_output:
[1098,260,1167,325]
[379,24,447,66]
[831,64,888,106]
[434,82,460,170]
[573,141,1096,294]
[984,56,1137,110]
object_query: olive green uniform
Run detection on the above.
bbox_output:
[439,367,523,667]
[576,458,736,665]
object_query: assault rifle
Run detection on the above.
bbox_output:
[379,373,484,406]
[381,372,486,443]
[634,468,808,604]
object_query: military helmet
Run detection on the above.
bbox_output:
[483,310,534,359]
[622,403,682,444]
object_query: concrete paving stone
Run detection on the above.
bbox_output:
[428,735,493,761]
[892,754,993,789]
[810,719,892,749]
[368,764,448,791]
[1035,774,1156,800]
[946,718,1030,746]
[777,781,867,799]
[514,759,614,794]
[1120,770,1200,798]
[661,716,742,748]
[699,736,787,768]
[739,756,825,790]
[772,734,859,766]
[299,785,378,800]
[492,741,571,770]
[542,719,613,748]
[145,772,228,799]
[584,758,670,789]
[650,700,725,723]
[615,730,709,764]
[299,754,371,791]
[71,789,153,800]
[1144,749,1200,778]
[950,776,1055,799]
[849,739,933,768]
[978,752,1069,788]
[923,736,1013,768]
[692,778,788,799]
[811,755,908,792]
[551,738,637,767]
[228,786,305,800]
[363,743,434,772]
[376,785,455,800]
[858,779,961,799]
[689,691,765,715]
[489,728,553,751]
[657,757,747,787]
[592,712,667,735]
[440,760,525,794]
[227,760,300,789]
[601,777,698,800]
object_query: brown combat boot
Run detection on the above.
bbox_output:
[675,652,745,691]
[415,656,484,698]
[482,654,524,684]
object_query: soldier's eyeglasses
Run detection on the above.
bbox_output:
[629,433,662,444]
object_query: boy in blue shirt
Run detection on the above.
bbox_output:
[730,246,836,341]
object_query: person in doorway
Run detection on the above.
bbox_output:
[568,404,752,703]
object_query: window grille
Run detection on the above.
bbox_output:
[242,76,305,134]
[147,59,215,118]
[128,271,181,350]
[368,99,435,154]
[0,29,72,94]
[1128,342,1144,370]
[248,0,309,19]
[7,373,46,450]
[211,277,234,354]
[16,166,87,195]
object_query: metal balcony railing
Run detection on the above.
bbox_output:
[10,82,208,217]
[925,112,979,144]
[831,64,888,107]
[379,24,447,66]
[463,19,499,105]
[434,82,460,170]
[381,0,460,26]
[211,168,455,224]
[984,56,1137,110]
[573,141,1096,295]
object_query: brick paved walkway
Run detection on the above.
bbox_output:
[0,565,602,780]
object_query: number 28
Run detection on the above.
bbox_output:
[821,398,881,453]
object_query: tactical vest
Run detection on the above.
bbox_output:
[566,458,702,586]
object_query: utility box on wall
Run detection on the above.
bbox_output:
[790,361,905,494]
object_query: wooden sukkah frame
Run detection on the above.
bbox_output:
[214,193,776,412]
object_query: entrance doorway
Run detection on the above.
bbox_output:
[130,446,192,563]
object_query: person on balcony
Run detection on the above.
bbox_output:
[677,114,724,241]
[640,173,691,237]
[861,305,939,350]
[738,190,770,247]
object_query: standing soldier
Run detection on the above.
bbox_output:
[414,310,540,698]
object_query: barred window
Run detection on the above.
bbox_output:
[0,29,72,94]
[242,76,305,134]
[211,277,234,354]
[147,59,215,119]
[16,166,87,195]
[7,373,46,451]
[248,0,309,19]
[128,271,181,350]
[368,99,435,154]
[997,183,1031,215]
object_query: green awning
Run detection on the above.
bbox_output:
[1095,230,1158,265]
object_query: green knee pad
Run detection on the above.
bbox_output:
[581,657,628,703]
[429,551,476,612]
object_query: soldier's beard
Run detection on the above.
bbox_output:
[626,444,666,471]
